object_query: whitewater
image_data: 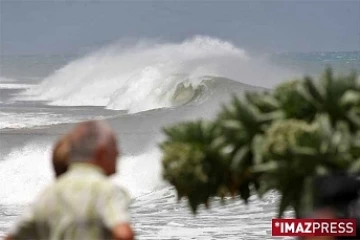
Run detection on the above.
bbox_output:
[2,36,355,239]
[16,36,293,113]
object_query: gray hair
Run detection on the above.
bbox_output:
[68,120,113,162]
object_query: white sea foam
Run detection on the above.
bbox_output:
[0,83,34,89]
[17,36,296,113]
[113,147,166,198]
[0,77,17,83]
[0,111,107,129]
[0,143,164,204]
[0,142,53,205]
[0,112,63,129]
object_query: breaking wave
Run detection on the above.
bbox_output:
[17,36,295,113]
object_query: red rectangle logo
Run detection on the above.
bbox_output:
[272,218,357,237]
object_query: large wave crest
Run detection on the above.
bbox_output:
[18,36,295,113]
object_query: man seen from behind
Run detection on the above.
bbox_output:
[6,120,134,240]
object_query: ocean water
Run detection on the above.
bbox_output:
[0,36,359,239]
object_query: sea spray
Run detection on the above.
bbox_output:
[0,142,53,205]
[0,142,165,204]
[113,147,166,198]
[16,36,296,113]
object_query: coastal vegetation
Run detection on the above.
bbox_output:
[160,67,360,218]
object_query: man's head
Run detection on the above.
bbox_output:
[52,134,71,177]
[68,120,119,176]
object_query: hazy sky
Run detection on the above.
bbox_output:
[1,0,359,55]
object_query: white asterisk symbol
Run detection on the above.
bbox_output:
[275,222,280,227]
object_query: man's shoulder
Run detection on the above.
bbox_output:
[56,169,107,186]
[100,182,130,199]
[56,173,129,196]
[97,181,131,204]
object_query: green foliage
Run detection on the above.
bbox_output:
[160,67,360,218]
[262,119,320,160]
[254,116,360,217]
[274,80,316,120]
[300,68,360,130]
[160,121,233,213]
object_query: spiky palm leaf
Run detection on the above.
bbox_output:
[160,67,360,218]
[299,67,360,130]
[252,115,360,217]
[274,80,317,121]
[216,95,277,202]
[160,120,234,213]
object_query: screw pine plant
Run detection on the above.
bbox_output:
[299,68,360,129]
[160,67,360,217]
[160,121,233,213]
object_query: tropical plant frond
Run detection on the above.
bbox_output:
[160,67,360,218]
